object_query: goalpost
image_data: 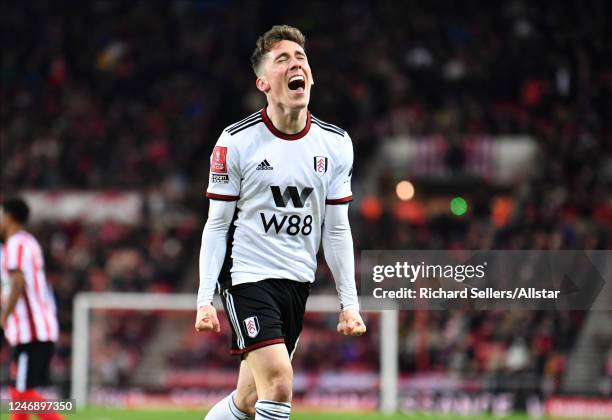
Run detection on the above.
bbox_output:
[71,292,399,413]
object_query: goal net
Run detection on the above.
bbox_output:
[71,292,398,413]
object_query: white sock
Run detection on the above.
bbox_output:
[254,400,291,419]
[205,390,251,420]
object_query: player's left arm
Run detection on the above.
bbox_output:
[0,271,25,326]
[322,133,366,336]
[322,204,366,336]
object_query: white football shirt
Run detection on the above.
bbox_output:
[206,108,353,287]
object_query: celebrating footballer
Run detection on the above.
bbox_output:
[195,25,366,420]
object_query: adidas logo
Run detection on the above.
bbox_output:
[256,159,274,170]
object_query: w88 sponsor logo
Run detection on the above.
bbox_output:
[260,213,313,236]
[260,185,315,235]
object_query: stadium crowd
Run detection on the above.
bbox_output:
[3,1,610,191]
[2,0,610,398]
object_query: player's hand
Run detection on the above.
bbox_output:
[337,309,366,336]
[195,304,220,333]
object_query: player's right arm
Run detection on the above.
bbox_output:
[1,240,27,326]
[195,199,236,332]
[0,271,25,326]
[196,131,241,333]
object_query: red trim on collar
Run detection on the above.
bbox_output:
[260,107,311,140]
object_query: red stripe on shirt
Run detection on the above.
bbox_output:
[326,196,353,204]
[23,235,53,340]
[32,259,52,340]
[16,243,24,270]
[17,239,39,343]
[206,192,240,201]
[9,313,18,345]
[3,244,20,344]
[22,289,39,342]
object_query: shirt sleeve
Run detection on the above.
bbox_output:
[5,237,24,272]
[197,199,236,308]
[326,134,353,204]
[206,131,241,201]
[322,203,359,311]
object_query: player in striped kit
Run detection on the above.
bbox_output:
[195,26,366,419]
[1,198,62,420]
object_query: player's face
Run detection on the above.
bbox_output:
[259,40,313,110]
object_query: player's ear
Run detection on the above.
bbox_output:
[256,76,270,93]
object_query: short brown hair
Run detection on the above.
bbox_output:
[251,25,306,76]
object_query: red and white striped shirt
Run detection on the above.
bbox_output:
[1,230,59,345]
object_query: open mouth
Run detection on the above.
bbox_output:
[288,75,306,92]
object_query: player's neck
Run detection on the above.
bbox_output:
[265,104,308,134]
[4,224,22,239]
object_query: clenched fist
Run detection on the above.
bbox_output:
[195,304,220,333]
[337,308,366,336]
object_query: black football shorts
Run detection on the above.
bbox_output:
[11,341,55,390]
[220,278,310,358]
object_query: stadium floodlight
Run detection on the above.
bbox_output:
[71,292,399,413]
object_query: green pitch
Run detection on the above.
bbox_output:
[68,407,535,419]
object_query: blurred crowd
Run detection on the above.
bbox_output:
[2,0,611,397]
[396,310,584,395]
[3,1,610,191]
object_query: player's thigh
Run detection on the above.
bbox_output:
[244,342,293,385]
[235,359,257,406]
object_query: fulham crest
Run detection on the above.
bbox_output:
[243,316,260,338]
[314,156,328,175]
